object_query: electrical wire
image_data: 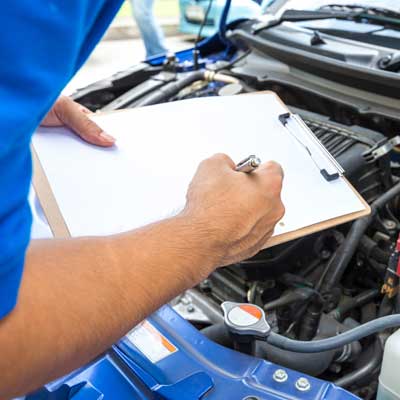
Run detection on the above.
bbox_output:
[196,0,213,46]
[218,0,232,46]
[193,0,214,67]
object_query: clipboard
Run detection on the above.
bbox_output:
[32,92,370,248]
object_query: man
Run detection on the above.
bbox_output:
[0,2,284,398]
[130,0,167,58]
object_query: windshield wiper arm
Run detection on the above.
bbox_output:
[320,4,400,21]
[253,9,360,34]
[253,7,400,35]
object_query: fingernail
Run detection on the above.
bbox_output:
[99,131,116,142]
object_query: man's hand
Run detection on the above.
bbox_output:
[41,96,115,147]
[0,152,284,399]
[184,153,285,266]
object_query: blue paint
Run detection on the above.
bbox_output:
[27,305,360,400]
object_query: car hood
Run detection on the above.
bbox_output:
[271,0,400,15]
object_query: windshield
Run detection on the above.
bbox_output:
[266,0,400,15]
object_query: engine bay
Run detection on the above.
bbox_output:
[70,13,400,399]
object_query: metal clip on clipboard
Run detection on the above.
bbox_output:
[279,112,345,182]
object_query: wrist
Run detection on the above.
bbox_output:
[174,210,226,274]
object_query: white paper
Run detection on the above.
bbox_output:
[32,94,366,241]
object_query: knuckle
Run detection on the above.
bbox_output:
[269,175,283,195]
[56,95,71,111]
[212,153,231,163]
[265,161,284,177]
[276,202,286,220]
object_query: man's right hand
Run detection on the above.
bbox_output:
[183,153,285,267]
[1,152,284,399]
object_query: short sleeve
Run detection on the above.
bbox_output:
[0,0,122,319]
[0,144,32,319]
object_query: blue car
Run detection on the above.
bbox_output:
[27,1,400,399]
[179,0,272,36]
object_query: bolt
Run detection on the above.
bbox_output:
[199,279,211,290]
[295,377,311,392]
[273,369,288,383]
[383,219,396,230]
[186,305,195,313]
[320,249,331,259]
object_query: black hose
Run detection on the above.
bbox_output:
[359,235,391,264]
[330,289,380,321]
[201,323,337,376]
[378,294,394,317]
[334,339,383,388]
[263,288,314,311]
[323,181,400,292]
[201,323,233,348]
[396,293,400,314]
[136,71,206,107]
[255,341,336,376]
[267,313,400,353]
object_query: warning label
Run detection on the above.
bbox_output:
[127,320,177,363]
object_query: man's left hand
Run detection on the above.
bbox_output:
[41,96,115,147]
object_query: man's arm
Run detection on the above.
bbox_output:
[0,154,284,399]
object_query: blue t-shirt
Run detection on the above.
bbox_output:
[0,0,124,319]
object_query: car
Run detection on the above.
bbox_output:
[178,0,268,37]
[30,1,400,399]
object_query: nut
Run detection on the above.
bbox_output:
[273,369,288,383]
[295,377,311,392]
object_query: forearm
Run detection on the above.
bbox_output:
[0,214,216,399]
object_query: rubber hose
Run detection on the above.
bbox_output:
[201,323,337,376]
[334,339,383,388]
[359,236,391,264]
[323,181,400,291]
[137,71,205,107]
[378,295,394,318]
[267,313,400,353]
[396,293,400,314]
[201,323,233,348]
[331,289,380,321]
[263,288,314,311]
[255,341,336,376]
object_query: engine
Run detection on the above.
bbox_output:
[169,87,400,400]
[73,33,400,398]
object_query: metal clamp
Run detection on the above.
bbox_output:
[363,136,400,163]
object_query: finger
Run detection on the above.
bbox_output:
[55,97,115,147]
[200,153,236,171]
[79,105,93,115]
[210,153,236,169]
[256,160,284,179]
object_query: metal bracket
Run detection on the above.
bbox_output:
[363,136,400,163]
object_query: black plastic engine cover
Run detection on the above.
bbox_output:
[228,108,392,281]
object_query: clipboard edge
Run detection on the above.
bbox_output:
[31,144,71,239]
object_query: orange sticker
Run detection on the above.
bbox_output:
[127,320,177,363]
[239,305,262,320]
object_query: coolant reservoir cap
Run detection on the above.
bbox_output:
[222,302,271,338]
[228,304,263,326]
